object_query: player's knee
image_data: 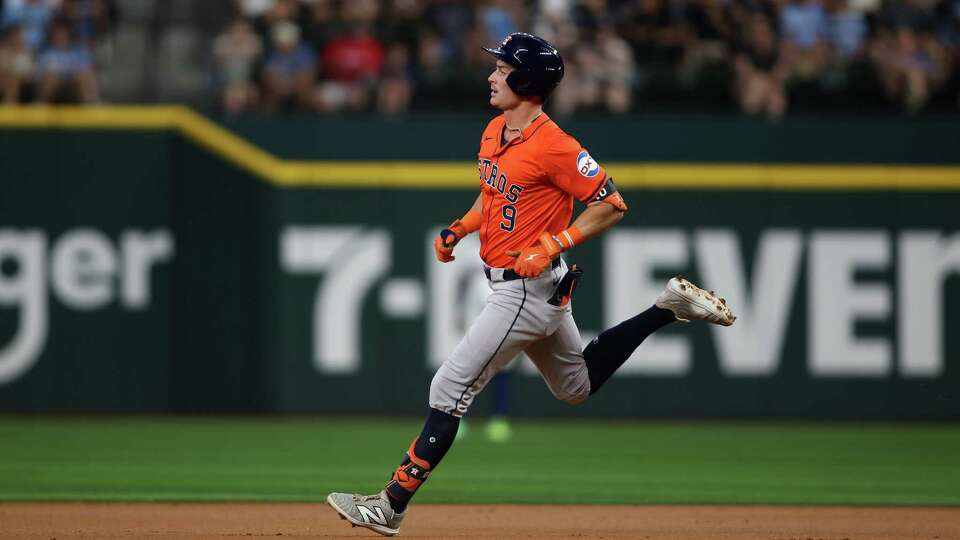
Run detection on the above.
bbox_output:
[428,371,450,409]
[428,367,466,417]
[560,391,588,406]
[559,386,590,406]
[554,376,590,406]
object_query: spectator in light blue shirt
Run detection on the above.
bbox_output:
[36,18,98,103]
[781,0,828,49]
[826,0,867,60]
[480,0,518,45]
[0,25,35,103]
[779,0,831,79]
[1,0,53,51]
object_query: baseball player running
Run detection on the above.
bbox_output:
[327,32,735,536]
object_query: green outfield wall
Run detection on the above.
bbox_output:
[0,107,958,418]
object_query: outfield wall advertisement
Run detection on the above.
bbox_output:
[0,108,957,418]
[272,189,959,419]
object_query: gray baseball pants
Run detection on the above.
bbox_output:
[429,259,591,417]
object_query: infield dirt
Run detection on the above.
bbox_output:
[1,503,958,539]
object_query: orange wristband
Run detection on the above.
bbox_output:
[554,226,584,251]
[538,226,584,259]
[450,209,482,237]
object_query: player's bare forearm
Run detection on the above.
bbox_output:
[570,201,624,243]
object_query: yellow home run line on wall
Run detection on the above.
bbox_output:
[1,105,958,190]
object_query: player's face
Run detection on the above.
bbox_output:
[488,60,520,109]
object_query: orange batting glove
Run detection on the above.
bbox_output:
[507,232,563,277]
[434,222,465,262]
[434,210,483,263]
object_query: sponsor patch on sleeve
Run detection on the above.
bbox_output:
[576,150,600,178]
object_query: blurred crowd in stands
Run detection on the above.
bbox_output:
[0,0,116,103]
[2,0,959,118]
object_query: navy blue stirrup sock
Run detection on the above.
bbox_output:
[584,305,676,394]
[384,408,459,513]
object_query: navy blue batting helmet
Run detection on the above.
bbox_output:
[483,32,564,100]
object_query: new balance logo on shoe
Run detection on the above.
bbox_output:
[328,491,404,536]
[357,505,388,525]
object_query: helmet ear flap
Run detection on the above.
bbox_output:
[505,70,531,96]
[505,71,520,95]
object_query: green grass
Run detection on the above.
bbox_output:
[1,417,958,505]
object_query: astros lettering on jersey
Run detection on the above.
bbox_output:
[476,112,607,268]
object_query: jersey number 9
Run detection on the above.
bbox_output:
[500,205,516,232]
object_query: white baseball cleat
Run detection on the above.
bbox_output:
[327,490,405,536]
[655,276,736,326]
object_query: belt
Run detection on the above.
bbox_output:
[484,257,561,282]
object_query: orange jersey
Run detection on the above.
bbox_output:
[476,112,607,268]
